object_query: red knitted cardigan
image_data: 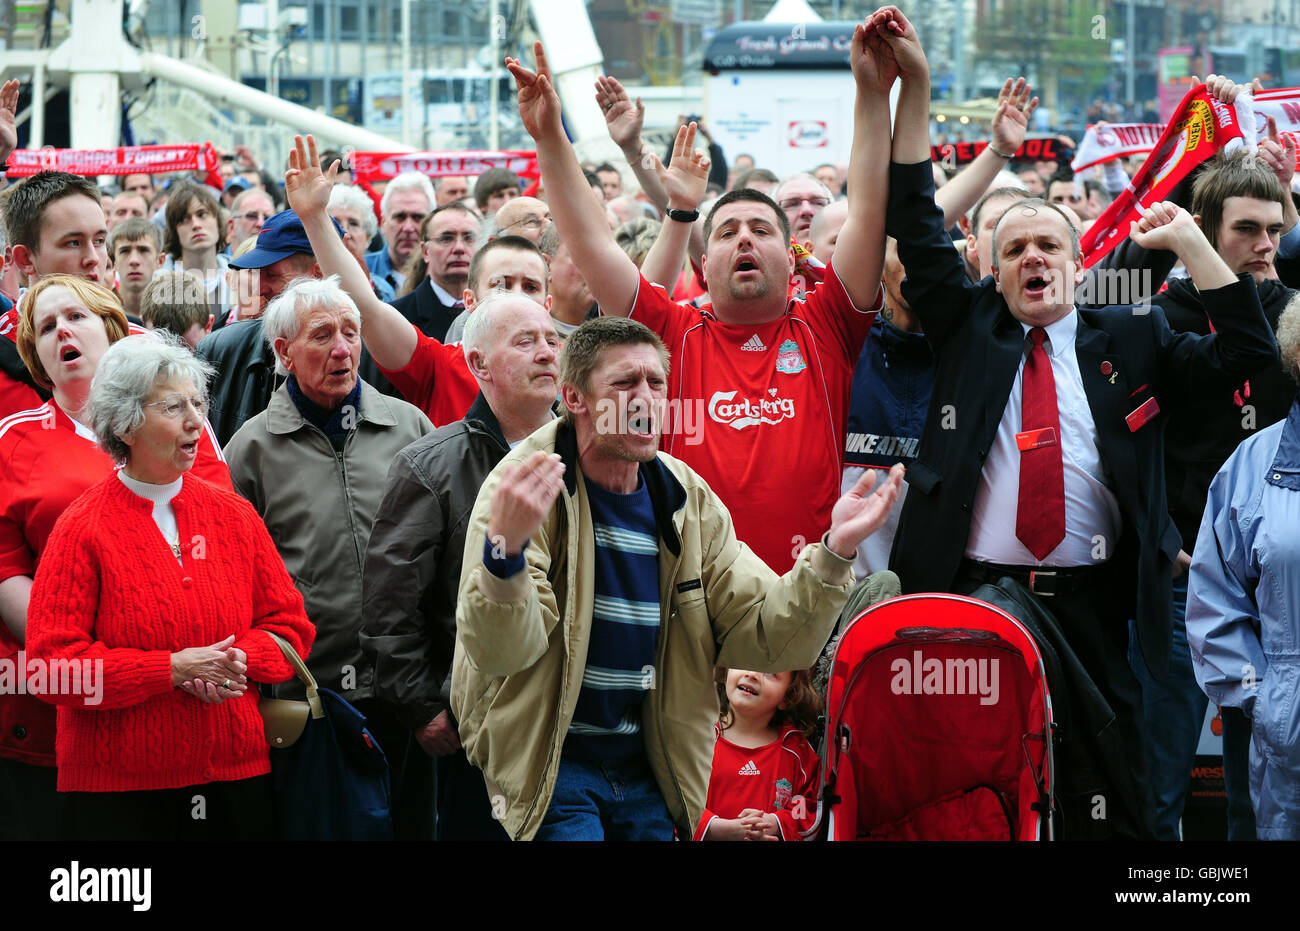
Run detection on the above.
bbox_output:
[25,472,315,792]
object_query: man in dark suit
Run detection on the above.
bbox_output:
[872,8,1277,838]
[390,203,479,343]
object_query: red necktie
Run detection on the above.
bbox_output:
[1016,327,1066,560]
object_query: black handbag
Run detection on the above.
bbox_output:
[259,633,394,840]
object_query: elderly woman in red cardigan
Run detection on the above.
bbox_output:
[26,334,314,840]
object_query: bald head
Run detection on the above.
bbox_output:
[808,200,849,262]
[494,197,551,244]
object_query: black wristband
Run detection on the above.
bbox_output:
[667,207,700,223]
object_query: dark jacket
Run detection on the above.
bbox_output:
[358,392,513,729]
[845,318,934,469]
[972,579,1143,839]
[391,279,461,344]
[1155,275,1295,551]
[885,159,1277,676]
[197,319,279,448]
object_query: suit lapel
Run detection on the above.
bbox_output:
[984,309,1024,443]
[1074,316,1139,511]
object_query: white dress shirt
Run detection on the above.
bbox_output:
[966,310,1121,566]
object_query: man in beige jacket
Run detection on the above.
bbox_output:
[452,316,904,840]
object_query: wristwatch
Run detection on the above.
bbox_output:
[667,207,700,223]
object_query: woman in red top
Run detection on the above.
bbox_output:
[0,276,232,839]
[25,333,313,840]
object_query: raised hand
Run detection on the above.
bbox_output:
[507,42,564,142]
[1128,201,1201,252]
[1257,115,1297,189]
[0,79,19,163]
[596,75,644,153]
[1204,73,1249,105]
[652,122,710,211]
[825,462,905,559]
[872,6,928,83]
[285,134,337,219]
[991,77,1038,155]
[852,12,899,93]
[486,450,565,559]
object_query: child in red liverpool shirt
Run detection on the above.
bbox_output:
[696,667,821,841]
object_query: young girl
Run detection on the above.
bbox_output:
[695,666,821,841]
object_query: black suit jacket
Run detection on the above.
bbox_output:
[885,160,1277,675]
[391,279,460,344]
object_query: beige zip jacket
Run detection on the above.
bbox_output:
[451,417,856,840]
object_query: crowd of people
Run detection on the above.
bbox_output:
[0,4,1297,842]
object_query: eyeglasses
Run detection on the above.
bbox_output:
[238,211,273,223]
[145,394,209,419]
[778,195,831,211]
[500,215,550,233]
[389,211,430,225]
[432,232,478,246]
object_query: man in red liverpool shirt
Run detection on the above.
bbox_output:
[508,34,891,570]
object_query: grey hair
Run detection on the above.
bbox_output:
[328,184,379,239]
[774,172,834,204]
[262,275,361,376]
[379,171,436,219]
[990,197,1081,272]
[1278,292,1300,383]
[461,293,535,365]
[90,332,215,464]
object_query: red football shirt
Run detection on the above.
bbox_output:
[379,325,479,428]
[629,261,879,571]
[694,723,820,841]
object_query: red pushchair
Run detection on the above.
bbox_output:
[809,594,1055,840]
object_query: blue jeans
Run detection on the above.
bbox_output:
[535,755,674,841]
[1130,573,1207,840]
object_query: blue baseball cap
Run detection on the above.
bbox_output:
[230,209,343,270]
[223,176,253,195]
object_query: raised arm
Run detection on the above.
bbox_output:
[877,7,975,347]
[596,75,669,212]
[285,134,417,371]
[830,11,895,308]
[511,44,640,316]
[0,80,18,165]
[935,78,1037,226]
[640,123,711,290]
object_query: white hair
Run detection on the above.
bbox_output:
[1279,292,1300,383]
[90,332,214,464]
[379,171,436,220]
[328,184,379,239]
[461,293,543,367]
[262,275,361,376]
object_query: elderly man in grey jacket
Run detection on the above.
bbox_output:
[223,275,432,836]
[360,293,561,840]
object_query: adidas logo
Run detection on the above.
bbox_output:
[741,334,766,352]
[738,760,761,776]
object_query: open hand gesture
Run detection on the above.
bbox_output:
[991,78,1038,156]
[1257,115,1297,189]
[596,75,644,153]
[285,134,336,220]
[0,79,19,163]
[507,42,564,142]
[652,122,710,211]
[826,462,905,559]
[487,451,565,560]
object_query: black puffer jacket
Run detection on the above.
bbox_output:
[1154,275,1295,551]
[358,392,516,730]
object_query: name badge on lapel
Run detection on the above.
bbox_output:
[1126,396,1161,432]
[1016,427,1057,451]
